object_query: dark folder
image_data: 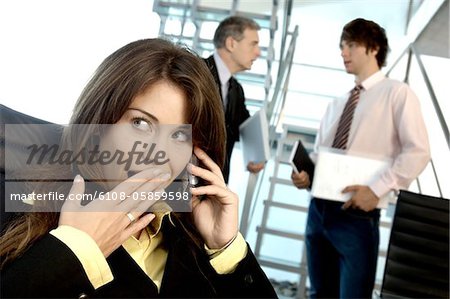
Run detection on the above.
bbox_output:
[289,140,315,182]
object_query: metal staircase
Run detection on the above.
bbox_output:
[253,124,315,299]
[152,0,279,112]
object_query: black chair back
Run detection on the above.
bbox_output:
[0,104,63,229]
[381,190,449,298]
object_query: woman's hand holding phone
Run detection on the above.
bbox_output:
[189,147,239,249]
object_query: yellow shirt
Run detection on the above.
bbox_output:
[121,210,170,290]
[50,213,247,290]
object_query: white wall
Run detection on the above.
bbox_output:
[0,0,160,124]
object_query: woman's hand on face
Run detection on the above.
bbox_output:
[58,168,171,257]
[189,147,239,249]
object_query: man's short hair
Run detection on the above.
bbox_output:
[213,16,260,49]
[341,18,389,68]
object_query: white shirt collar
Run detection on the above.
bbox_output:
[359,70,386,91]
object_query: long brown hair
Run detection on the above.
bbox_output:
[0,38,226,268]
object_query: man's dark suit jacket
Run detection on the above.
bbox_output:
[204,55,250,183]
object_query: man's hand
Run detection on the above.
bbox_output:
[291,170,310,189]
[341,185,379,212]
[247,161,264,174]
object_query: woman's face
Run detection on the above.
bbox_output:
[99,80,192,190]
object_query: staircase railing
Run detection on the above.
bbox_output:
[265,25,298,143]
[240,0,298,236]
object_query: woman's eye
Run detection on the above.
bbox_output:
[171,130,191,142]
[132,118,152,132]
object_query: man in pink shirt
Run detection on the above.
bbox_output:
[291,18,430,298]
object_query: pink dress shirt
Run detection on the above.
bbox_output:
[312,71,431,198]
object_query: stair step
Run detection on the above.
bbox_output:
[276,158,292,165]
[269,177,294,186]
[154,1,276,29]
[245,98,265,109]
[256,226,305,241]
[263,200,309,213]
[236,72,268,85]
[257,255,307,274]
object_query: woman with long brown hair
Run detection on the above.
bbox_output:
[0,38,276,298]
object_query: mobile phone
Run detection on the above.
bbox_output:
[188,154,207,201]
[188,155,199,187]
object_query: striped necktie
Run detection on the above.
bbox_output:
[332,85,363,149]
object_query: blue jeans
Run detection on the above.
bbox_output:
[305,198,380,299]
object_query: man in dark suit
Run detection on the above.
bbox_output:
[204,16,264,184]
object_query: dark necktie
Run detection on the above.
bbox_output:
[225,78,235,110]
[332,85,363,149]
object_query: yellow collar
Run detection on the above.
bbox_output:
[147,201,174,237]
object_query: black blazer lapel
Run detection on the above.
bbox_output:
[95,246,159,298]
[159,221,217,298]
[204,56,223,102]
